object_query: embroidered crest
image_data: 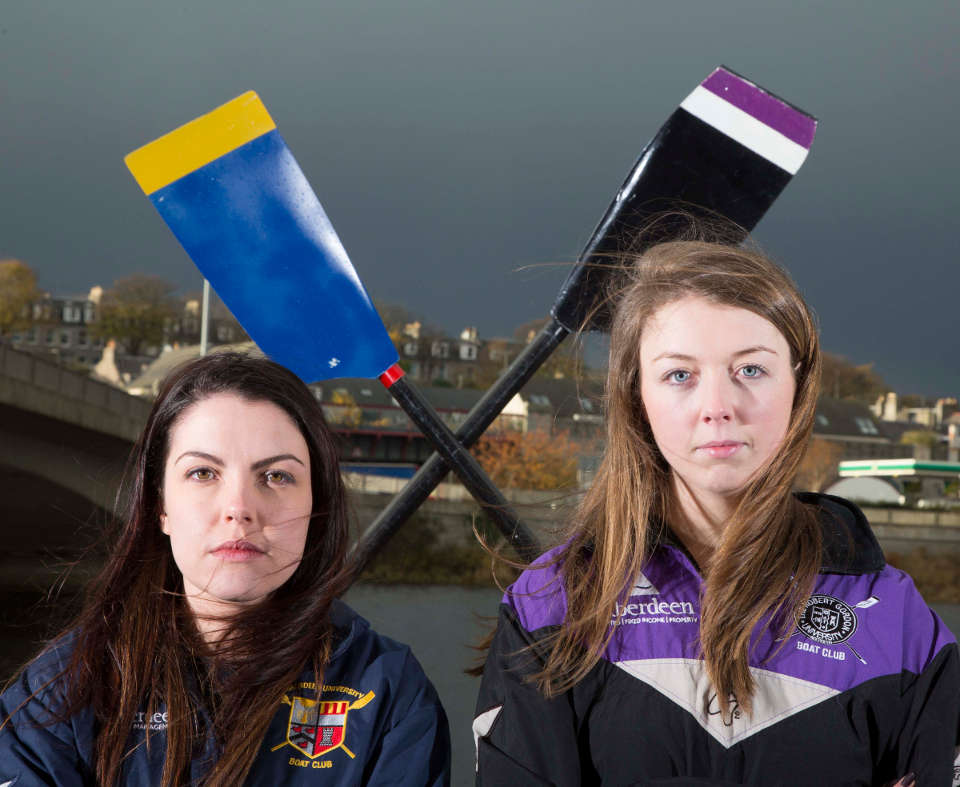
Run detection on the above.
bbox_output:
[796,594,879,665]
[798,595,856,644]
[273,689,375,760]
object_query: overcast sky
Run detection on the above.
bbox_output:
[1,1,957,395]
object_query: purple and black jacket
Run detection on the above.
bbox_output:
[474,494,960,786]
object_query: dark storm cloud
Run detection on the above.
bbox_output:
[1,0,957,394]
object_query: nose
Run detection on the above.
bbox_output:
[223,504,253,524]
[221,481,254,526]
[700,373,736,424]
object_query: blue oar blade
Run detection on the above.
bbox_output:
[125,92,397,383]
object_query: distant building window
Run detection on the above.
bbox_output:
[431,341,449,358]
[529,394,551,407]
[60,331,71,346]
[460,344,477,360]
[216,324,234,341]
[45,330,55,345]
[580,398,595,413]
[854,417,879,435]
[77,330,88,347]
[62,304,82,323]
[77,355,86,364]
[11,333,22,343]
[816,414,829,427]
[27,328,37,344]
[403,341,418,356]
[84,303,96,323]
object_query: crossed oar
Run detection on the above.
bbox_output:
[125,66,816,578]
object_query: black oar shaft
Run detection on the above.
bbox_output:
[349,69,815,581]
[350,321,567,576]
[381,375,541,562]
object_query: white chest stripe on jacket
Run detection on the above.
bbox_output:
[615,658,838,748]
[473,705,502,771]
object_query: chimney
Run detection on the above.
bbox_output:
[882,391,899,422]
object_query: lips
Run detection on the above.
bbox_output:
[696,441,744,459]
[210,540,265,561]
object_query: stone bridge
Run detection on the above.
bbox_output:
[0,344,152,589]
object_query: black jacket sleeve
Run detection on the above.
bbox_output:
[895,639,960,785]
[473,604,586,787]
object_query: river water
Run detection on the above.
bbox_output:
[2,584,958,787]
[344,585,501,786]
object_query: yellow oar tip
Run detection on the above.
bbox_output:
[124,90,276,195]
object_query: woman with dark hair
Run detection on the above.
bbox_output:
[474,241,959,785]
[0,352,450,785]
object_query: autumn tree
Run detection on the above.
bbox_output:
[0,259,41,338]
[327,389,363,428]
[795,437,845,492]
[474,428,579,490]
[92,274,176,356]
[820,352,888,403]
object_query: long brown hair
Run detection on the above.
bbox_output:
[540,241,822,714]
[11,352,351,785]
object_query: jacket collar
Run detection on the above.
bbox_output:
[327,599,369,661]
[795,492,886,575]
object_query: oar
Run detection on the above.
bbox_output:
[350,65,818,574]
[123,93,540,561]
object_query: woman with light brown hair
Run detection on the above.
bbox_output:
[474,241,959,785]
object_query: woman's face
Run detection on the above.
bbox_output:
[161,393,313,621]
[638,296,796,507]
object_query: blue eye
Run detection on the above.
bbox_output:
[739,364,765,379]
[667,370,692,384]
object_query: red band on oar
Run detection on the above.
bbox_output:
[378,363,405,388]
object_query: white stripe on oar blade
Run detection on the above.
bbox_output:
[681,85,810,174]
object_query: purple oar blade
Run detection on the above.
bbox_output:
[553,65,818,333]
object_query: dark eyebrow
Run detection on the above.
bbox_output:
[175,451,224,466]
[251,454,306,471]
[652,345,779,363]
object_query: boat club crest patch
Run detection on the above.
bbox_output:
[796,593,879,665]
[798,595,857,645]
[273,689,375,760]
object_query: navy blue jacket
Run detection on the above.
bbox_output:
[0,601,450,785]
[474,494,960,785]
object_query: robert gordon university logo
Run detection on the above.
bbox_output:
[796,594,878,664]
[272,690,375,760]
